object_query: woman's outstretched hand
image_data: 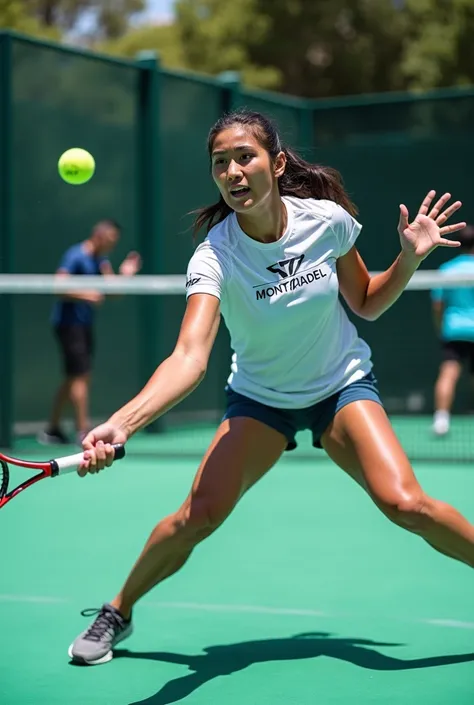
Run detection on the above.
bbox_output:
[398,190,466,261]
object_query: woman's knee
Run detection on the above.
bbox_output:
[171,495,231,545]
[377,489,435,533]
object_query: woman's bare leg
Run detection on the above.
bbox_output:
[321,401,474,567]
[433,360,462,435]
[111,417,287,618]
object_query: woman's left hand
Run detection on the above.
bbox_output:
[398,190,466,261]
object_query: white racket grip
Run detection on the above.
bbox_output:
[53,444,126,475]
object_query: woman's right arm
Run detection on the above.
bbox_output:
[79,293,220,473]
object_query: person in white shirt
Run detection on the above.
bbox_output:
[68,109,473,666]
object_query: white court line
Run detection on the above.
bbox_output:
[0,595,326,616]
[0,594,69,604]
[423,619,474,630]
[1,594,473,631]
[147,601,327,617]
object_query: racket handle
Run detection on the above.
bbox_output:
[53,443,126,475]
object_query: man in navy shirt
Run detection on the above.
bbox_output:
[40,219,141,445]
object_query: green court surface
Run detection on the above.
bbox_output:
[2,426,474,705]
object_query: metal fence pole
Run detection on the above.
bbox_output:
[0,32,13,448]
[136,50,164,433]
[218,70,241,113]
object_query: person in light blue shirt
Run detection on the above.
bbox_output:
[431,225,474,435]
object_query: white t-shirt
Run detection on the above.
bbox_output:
[186,196,373,409]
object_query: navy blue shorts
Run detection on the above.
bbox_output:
[54,324,94,377]
[222,372,383,451]
[442,340,474,374]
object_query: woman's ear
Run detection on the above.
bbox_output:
[274,151,287,179]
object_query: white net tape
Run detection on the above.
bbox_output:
[0,270,472,294]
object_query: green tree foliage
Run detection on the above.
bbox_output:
[165,0,408,96]
[0,0,59,37]
[1,0,145,39]
[170,0,474,96]
[101,22,183,66]
[174,0,280,89]
[245,0,408,97]
[3,0,474,97]
[94,0,145,39]
[401,0,474,90]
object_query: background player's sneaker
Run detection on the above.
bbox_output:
[37,427,70,445]
[68,603,133,665]
[432,410,450,436]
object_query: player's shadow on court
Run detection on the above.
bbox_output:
[114,631,474,705]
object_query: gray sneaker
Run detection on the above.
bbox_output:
[68,603,133,665]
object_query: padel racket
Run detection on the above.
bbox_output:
[0,444,125,509]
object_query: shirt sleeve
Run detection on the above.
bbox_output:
[330,203,363,257]
[185,242,226,301]
[57,247,80,274]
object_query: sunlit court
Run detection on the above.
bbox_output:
[2,429,474,704]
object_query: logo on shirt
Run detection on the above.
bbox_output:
[255,254,329,301]
[266,255,305,279]
[186,275,201,288]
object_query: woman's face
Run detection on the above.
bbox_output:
[211,125,285,214]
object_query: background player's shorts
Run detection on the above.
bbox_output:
[54,325,94,376]
[442,340,474,373]
[222,372,383,451]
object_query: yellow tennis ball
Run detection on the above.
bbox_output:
[58,148,95,185]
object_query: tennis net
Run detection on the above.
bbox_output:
[0,270,473,462]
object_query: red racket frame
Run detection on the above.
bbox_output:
[0,444,125,509]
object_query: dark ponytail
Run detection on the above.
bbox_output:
[192,109,357,238]
[279,147,357,217]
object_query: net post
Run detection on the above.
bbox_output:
[0,32,13,448]
[136,50,164,433]
[218,71,241,113]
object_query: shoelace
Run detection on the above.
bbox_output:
[80,607,124,642]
